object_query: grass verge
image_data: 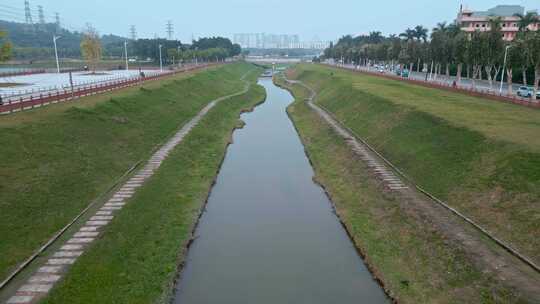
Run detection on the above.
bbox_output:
[286,64,540,266]
[278,75,528,303]
[40,76,265,304]
[0,62,255,281]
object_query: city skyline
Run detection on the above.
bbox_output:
[1,0,538,43]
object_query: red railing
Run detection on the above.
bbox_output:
[329,64,540,109]
[0,63,220,114]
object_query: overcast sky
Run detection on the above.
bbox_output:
[1,0,539,42]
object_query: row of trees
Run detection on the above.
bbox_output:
[323,13,540,96]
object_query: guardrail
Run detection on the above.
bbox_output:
[328,64,540,109]
[0,63,220,115]
[0,69,47,78]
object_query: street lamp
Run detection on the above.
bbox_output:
[499,45,511,94]
[177,46,181,67]
[124,41,129,71]
[159,44,163,72]
[53,35,61,73]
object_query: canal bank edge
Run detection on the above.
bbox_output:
[273,77,396,303]
[274,74,536,303]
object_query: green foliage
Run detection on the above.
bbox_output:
[80,28,102,72]
[0,28,11,62]
[0,20,126,59]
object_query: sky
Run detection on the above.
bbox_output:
[1,0,539,42]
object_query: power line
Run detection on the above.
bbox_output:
[166,20,173,40]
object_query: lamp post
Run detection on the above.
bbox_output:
[53,35,61,73]
[177,46,181,67]
[124,41,129,71]
[499,45,511,94]
[159,44,163,72]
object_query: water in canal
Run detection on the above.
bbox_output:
[173,78,389,304]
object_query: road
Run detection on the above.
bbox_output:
[0,69,163,104]
[335,63,532,99]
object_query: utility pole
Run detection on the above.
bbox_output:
[24,0,33,24]
[129,25,137,40]
[500,45,511,94]
[124,41,129,71]
[53,35,61,73]
[159,44,163,72]
[38,5,45,24]
[166,20,174,40]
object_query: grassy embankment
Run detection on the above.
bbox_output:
[286,64,540,265]
[41,69,265,304]
[278,65,538,303]
[0,62,257,282]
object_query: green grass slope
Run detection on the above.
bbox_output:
[0,62,257,281]
[289,64,540,265]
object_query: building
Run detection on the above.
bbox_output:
[233,33,330,50]
[456,5,539,41]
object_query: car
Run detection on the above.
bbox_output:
[401,69,410,78]
[517,86,533,97]
[377,67,385,73]
[395,69,402,76]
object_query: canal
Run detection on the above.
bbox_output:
[173,77,389,304]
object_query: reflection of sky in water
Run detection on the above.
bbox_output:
[174,78,389,304]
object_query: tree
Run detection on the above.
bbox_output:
[453,32,469,84]
[399,28,415,41]
[0,29,12,62]
[514,12,539,31]
[524,31,540,99]
[505,40,525,94]
[413,25,429,42]
[368,31,383,44]
[483,17,504,89]
[80,28,102,73]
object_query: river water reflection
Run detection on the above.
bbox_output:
[173,78,389,304]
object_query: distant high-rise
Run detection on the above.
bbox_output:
[233,33,328,50]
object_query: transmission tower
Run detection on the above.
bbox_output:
[55,12,60,28]
[166,20,174,40]
[24,0,33,24]
[38,5,45,24]
[129,25,137,40]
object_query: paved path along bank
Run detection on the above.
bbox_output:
[4,73,253,304]
[282,75,540,301]
[173,78,389,304]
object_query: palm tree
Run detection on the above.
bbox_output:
[399,28,415,41]
[514,12,539,31]
[413,25,428,42]
[368,31,383,44]
[432,22,448,34]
